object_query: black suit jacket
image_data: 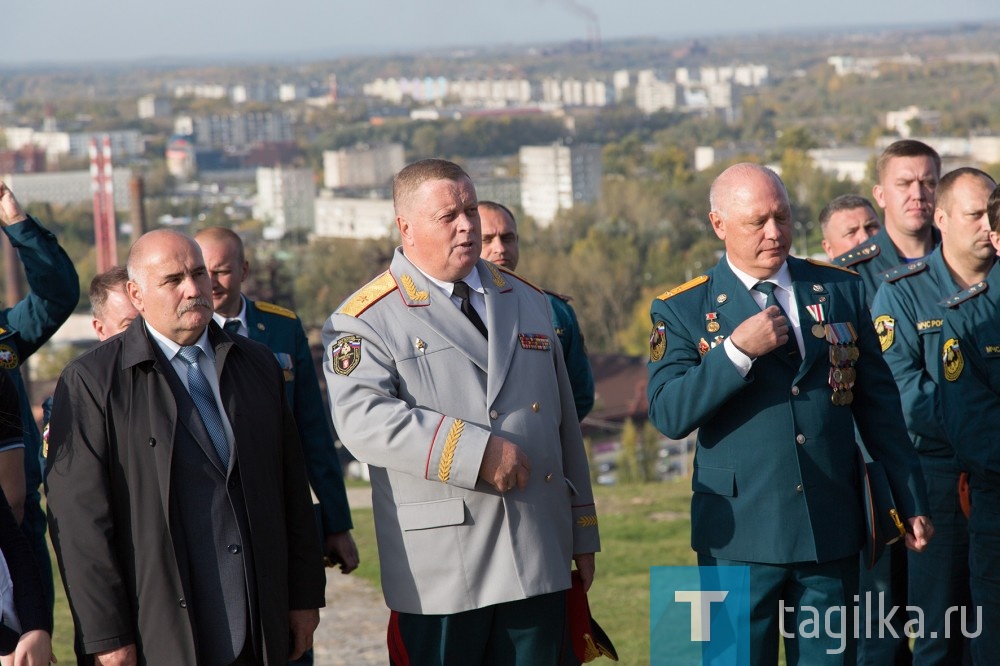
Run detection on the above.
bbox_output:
[45,319,324,665]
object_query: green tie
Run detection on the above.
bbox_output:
[753,281,801,365]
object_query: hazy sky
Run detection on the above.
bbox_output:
[7,0,1000,65]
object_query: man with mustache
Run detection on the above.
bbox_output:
[870,168,996,664]
[46,229,325,665]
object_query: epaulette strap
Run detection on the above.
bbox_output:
[657,275,708,301]
[255,301,297,319]
[337,271,398,317]
[805,258,859,275]
[882,261,927,284]
[835,242,880,268]
[941,280,989,308]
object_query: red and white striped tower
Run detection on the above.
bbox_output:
[90,136,118,272]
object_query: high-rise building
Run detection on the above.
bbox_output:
[176,112,293,149]
[519,144,602,227]
[314,193,396,239]
[254,167,316,238]
[138,95,172,119]
[323,143,405,190]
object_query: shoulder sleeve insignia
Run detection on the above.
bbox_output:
[330,335,362,375]
[873,315,895,352]
[942,338,964,382]
[805,258,859,275]
[337,271,398,317]
[649,321,667,362]
[883,261,926,284]
[656,275,708,301]
[255,300,297,319]
[0,343,19,369]
[941,281,989,309]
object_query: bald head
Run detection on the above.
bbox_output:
[195,227,249,317]
[708,163,792,279]
[709,163,788,221]
[126,229,214,345]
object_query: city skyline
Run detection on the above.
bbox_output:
[6,0,1000,67]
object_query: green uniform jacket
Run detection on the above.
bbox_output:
[940,264,1000,494]
[544,291,594,421]
[833,227,941,308]
[0,216,79,493]
[869,248,982,456]
[245,299,352,535]
[647,256,928,564]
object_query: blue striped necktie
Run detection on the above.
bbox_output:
[177,345,230,467]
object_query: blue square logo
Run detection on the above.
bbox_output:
[650,565,751,665]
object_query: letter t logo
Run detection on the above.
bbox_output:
[674,590,729,641]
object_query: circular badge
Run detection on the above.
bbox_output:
[0,343,19,369]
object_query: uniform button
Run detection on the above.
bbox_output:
[228,544,241,554]
[179,598,187,608]
[545,473,553,482]
[531,402,540,412]
[148,437,156,447]
[795,484,803,493]
[791,386,800,396]
[489,409,499,420]
[795,434,806,444]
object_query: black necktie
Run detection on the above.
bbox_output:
[452,281,488,339]
[753,281,801,365]
[223,319,241,335]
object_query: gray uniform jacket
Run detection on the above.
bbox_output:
[323,249,599,615]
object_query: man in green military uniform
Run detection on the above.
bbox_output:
[647,163,932,664]
[870,167,996,663]
[0,180,79,617]
[832,140,942,664]
[940,183,1000,664]
[478,201,594,420]
[833,140,941,307]
[196,227,358,581]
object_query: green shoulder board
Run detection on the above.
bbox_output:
[941,280,989,309]
[882,261,927,284]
